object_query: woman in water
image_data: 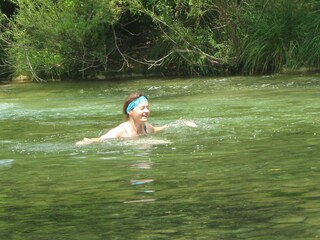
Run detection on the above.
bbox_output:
[76,92,167,145]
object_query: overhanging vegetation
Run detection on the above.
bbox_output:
[0,0,319,81]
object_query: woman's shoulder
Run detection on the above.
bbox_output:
[99,122,128,140]
[111,123,129,136]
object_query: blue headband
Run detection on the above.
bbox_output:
[126,96,148,114]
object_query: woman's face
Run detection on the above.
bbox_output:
[129,101,150,122]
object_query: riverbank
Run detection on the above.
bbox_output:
[1,66,317,84]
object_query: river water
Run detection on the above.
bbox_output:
[0,75,319,239]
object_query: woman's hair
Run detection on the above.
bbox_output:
[123,92,148,119]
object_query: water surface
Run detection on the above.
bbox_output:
[0,75,319,239]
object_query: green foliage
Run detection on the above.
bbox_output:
[1,0,320,80]
[128,0,234,75]
[2,0,124,80]
[239,0,320,74]
[298,2,320,67]
[0,8,15,78]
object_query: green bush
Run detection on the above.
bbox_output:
[128,0,235,75]
[0,11,11,78]
[298,2,320,67]
[1,0,320,80]
[239,0,320,74]
[3,0,123,80]
[240,0,296,73]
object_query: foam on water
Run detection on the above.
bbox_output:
[11,142,75,154]
[0,159,14,167]
[9,136,171,155]
[0,103,15,111]
[120,137,171,146]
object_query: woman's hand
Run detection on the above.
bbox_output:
[165,120,198,128]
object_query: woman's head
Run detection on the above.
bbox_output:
[123,92,149,119]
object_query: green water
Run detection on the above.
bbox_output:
[0,75,319,239]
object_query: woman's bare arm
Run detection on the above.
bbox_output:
[76,126,125,146]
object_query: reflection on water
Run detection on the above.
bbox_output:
[0,75,320,239]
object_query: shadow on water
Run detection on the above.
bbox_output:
[0,75,320,239]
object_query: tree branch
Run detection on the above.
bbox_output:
[26,55,46,82]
